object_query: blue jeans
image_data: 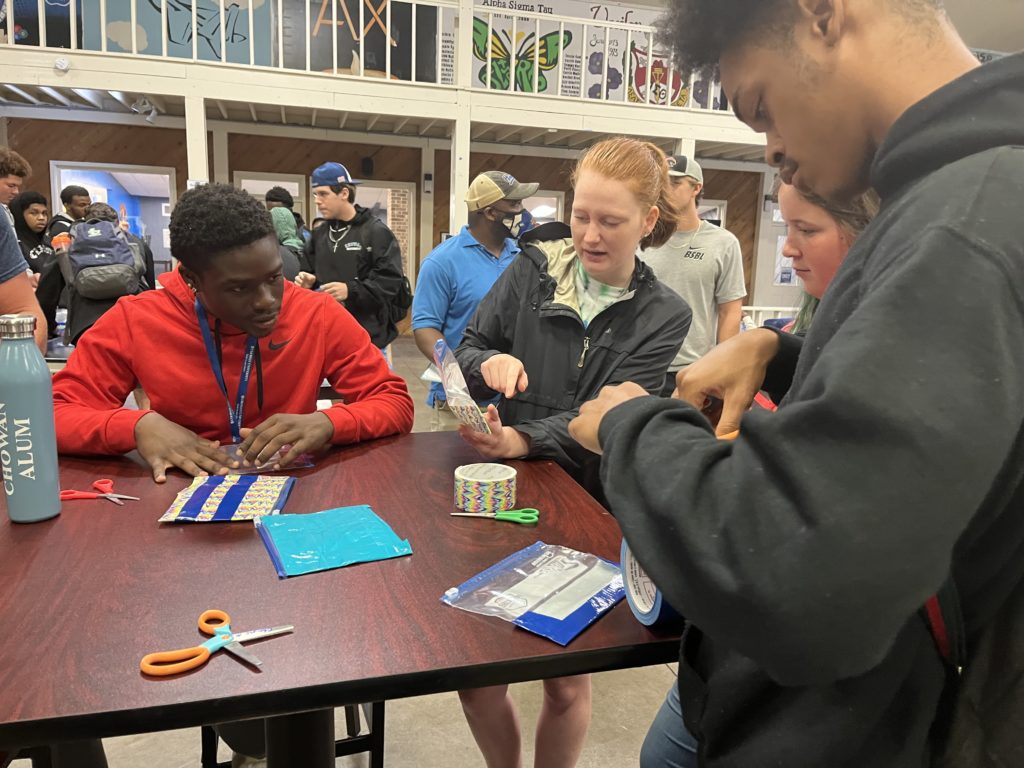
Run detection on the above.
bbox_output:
[640,680,700,768]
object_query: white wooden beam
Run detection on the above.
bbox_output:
[471,124,492,140]
[544,130,570,146]
[366,114,381,132]
[185,96,209,183]
[280,105,287,124]
[310,108,317,128]
[38,86,72,107]
[567,132,594,148]
[216,100,229,120]
[147,94,167,113]
[418,144,436,284]
[248,103,258,122]
[339,113,348,130]
[418,119,437,136]
[518,127,549,143]
[698,158,772,173]
[449,112,471,234]
[492,125,521,142]
[71,88,105,109]
[393,116,410,134]
[109,90,134,110]
[5,85,42,105]
[212,127,230,184]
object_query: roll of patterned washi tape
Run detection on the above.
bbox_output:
[621,539,684,630]
[454,463,517,514]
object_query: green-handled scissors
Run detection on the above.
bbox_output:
[450,508,540,525]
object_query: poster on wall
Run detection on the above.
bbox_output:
[464,0,726,107]
[774,234,796,287]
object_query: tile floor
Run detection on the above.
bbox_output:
[16,337,677,767]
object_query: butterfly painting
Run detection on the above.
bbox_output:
[472,16,572,93]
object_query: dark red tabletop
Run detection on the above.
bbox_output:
[0,432,679,748]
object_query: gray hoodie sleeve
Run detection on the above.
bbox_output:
[597,227,1024,687]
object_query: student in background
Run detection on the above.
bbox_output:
[776,183,878,333]
[269,206,303,281]
[0,199,47,351]
[296,162,405,350]
[411,170,537,429]
[453,137,691,768]
[641,156,746,395]
[46,185,92,240]
[10,190,56,278]
[0,147,31,230]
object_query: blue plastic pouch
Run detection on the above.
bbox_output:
[255,505,413,578]
[441,541,625,646]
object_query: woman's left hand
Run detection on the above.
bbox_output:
[458,404,530,460]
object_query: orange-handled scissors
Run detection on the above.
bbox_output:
[60,478,140,506]
[140,609,294,677]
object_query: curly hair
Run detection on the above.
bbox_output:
[659,0,944,77]
[0,147,31,179]
[169,183,274,271]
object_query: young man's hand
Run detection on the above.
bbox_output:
[458,405,530,459]
[134,412,238,482]
[238,412,335,469]
[294,271,317,289]
[480,354,529,398]
[320,282,349,303]
[569,382,649,455]
[673,328,780,436]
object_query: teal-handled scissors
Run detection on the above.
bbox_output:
[140,609,294,676]
[450,508,540,525]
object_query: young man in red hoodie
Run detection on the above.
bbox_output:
[53,183,414,482]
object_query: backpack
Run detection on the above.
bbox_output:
[64,220,146,300]
[927,576,1024,767]
[355,221,413,327]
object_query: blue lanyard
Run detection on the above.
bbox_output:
[195,299,257,443]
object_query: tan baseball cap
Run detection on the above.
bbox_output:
[465,171,540,212]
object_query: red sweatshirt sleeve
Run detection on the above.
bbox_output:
[318,298,414,443]
[52,302,153,455]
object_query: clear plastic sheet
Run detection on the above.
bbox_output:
[433,339,490,434]
[442,542,625,645]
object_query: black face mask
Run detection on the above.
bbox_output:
[498,211,525,238]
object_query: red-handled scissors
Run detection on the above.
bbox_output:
[60,478,140,506]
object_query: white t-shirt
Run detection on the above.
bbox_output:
[643,222,747,370]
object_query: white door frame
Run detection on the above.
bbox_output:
[49,160,178,218]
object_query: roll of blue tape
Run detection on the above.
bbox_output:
[621,539,684,630]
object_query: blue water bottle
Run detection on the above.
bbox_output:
[0,314,61,523]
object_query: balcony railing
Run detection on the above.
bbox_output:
[1,0,727,111]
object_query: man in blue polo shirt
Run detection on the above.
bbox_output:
[412,170,538,429]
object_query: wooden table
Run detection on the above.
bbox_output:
[0,433,679,765]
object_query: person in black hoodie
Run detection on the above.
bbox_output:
[296,162,405,349]
[10,190,56,278]
[568,2,1024,767]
